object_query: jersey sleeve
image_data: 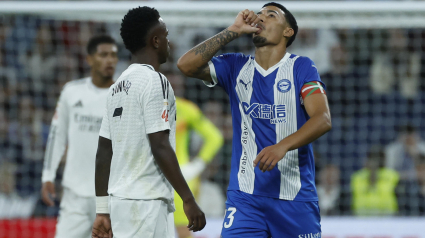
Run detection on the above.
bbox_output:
[294,57,326,94]
[99,99,111,139]
[41,87,69,183]
[142,72,171,134]
[183,100,224,163]
[205,53,248,93]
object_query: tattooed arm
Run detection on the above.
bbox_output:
[177,29,239,82]
[177,9,261,82]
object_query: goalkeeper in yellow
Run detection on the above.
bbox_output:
[169,74,224,238]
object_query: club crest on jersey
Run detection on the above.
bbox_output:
[277,79,291,93]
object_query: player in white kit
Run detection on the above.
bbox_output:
[91,7,206,238]
[41,35,118,238]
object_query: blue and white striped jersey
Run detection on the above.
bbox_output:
[206,52,324,201]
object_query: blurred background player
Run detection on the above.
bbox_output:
[40,35,118,237]
[168,73,224,238]
[178,2,331,237]
[92,7,205,238]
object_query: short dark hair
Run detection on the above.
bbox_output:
[263,2,298,47]
[86,35,116,55]
[120,6,161,54]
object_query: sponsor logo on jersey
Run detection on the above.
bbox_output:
[112,80,132,96]
[240,121,249,174]
[239,121,250,175]
[298,232,321,238]
[239,79,251,90]
[242,102,286,124]
[277,79,291,93]
[73,113,103,132]
[73,100,83,107]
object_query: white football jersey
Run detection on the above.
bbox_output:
[42,77,109,197]
[99,64,176,203]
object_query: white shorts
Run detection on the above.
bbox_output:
[110,196,175,238]
[55,188,95,238]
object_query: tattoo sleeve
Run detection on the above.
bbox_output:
[190,29,239,61]
[178,28,239,80]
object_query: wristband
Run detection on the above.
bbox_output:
[96,196,109,214]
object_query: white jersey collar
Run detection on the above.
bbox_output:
[128,63,155,71]
[87,77,110,93]
[254,52,291,77]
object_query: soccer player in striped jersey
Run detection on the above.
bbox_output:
[178,2,331,237]
[41,35,118,238]
[92,7,205,238]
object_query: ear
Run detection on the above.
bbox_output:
[86,55,93,67]
[283,27,294,38]
[152,35,160,49]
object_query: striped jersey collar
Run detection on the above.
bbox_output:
[253,52,291,77]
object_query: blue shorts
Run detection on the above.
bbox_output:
[221,190,321,238]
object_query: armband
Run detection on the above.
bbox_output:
[301,81,326,100]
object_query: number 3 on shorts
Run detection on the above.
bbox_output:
[223,207,237,228]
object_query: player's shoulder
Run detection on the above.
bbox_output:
[291,54,313,63]
[62,77,88,92]
[63,77,87,89]
[123,64,156,79]
[216,52,248,60]
[128,66,168,99]
[292,55,315,68]
[215,52,251,65]
[132,64,156,73]
[121,64,163,88]
[290,54,319,77]
[145,70,167,91]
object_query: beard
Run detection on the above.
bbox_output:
[253,35,267,47]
